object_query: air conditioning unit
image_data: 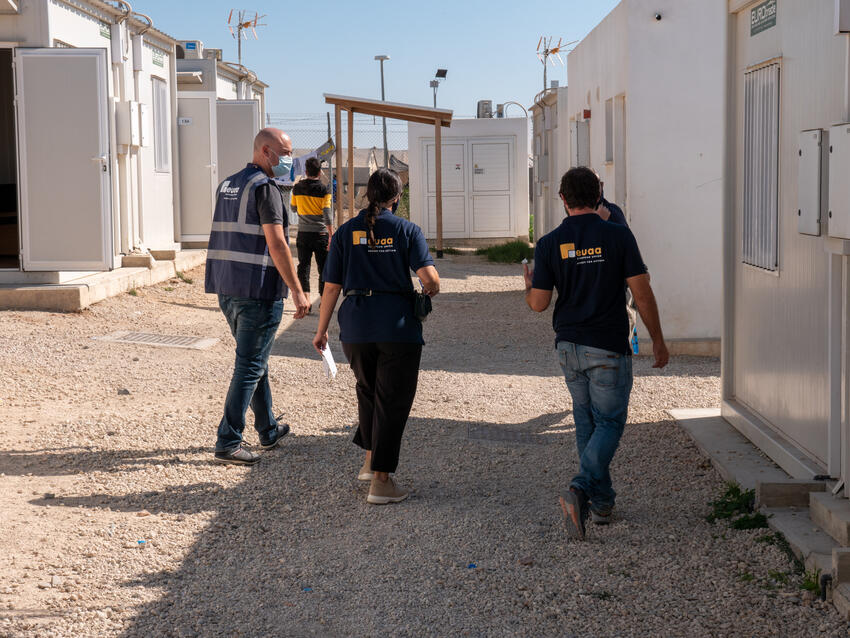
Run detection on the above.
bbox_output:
[204,48,223,61]
[477,100,493,119]
[179,40,204,59]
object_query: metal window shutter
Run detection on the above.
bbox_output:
[742,63,780,271]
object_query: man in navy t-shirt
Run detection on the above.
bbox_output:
[524,167,669,541]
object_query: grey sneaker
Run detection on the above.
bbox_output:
[367,476,409,504]
[559,487,589,540]
[213,447,260,465]
[260,421,290,450]
[591,508,613,525]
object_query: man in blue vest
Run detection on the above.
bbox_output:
[206,127,310,465]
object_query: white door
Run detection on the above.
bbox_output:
[424,141,466,237]
[217,100,259,184]
[178,96,218,241]
[470,140,513,236]
[15,48,113,271]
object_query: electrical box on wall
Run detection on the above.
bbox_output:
[117,101,141,147]
[828,123,850,239]
[110,23,127,64]
[797,129,827,236]
[138,103,151,147]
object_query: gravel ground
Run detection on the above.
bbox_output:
[0,254,847,638]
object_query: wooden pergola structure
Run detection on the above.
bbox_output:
[324,93,452,256]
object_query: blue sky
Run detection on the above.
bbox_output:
[136,0,620,117]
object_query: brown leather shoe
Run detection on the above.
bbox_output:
[367,476,409,504]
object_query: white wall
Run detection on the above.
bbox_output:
[408,117,529,241]
[566,0,725,342]
[724,0,848,470]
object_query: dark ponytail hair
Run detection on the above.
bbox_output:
[365,168,402,245]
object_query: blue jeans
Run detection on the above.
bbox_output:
[556,341,633,513]
[216,295,284,453]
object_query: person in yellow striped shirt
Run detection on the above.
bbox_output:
[291,157,333,311]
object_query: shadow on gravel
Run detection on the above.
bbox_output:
[22,412,585,637]
[0,445,210,477]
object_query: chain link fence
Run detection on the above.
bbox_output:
[265,112,411,220]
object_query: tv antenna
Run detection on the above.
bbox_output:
[227,10,267,67]
[536,36,575,92]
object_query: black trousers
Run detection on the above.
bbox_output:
[342,341,423,473]
[296,231,328,294]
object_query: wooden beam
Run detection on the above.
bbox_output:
[347,108,354,221]
[334,105,343,228]
[435,118,443,258]
[324,93,452,125]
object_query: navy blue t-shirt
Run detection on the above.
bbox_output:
[602,198,628,227]
[532,214,647,355]
[323,209,434,344]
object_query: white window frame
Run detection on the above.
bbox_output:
[604,98,614,163]
[152,76,170,173]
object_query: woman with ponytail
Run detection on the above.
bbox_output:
[313,168,440,504]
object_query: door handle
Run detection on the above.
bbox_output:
[91,155,108,172]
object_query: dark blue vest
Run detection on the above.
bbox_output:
[204,164,289,301]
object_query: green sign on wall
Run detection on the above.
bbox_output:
[751,0,777,36]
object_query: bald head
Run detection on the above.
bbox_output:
[253,127,292,177]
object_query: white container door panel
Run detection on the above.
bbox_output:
[217,100,259,185]
[471,142,511,192]
[472,195,511,233]
[179,96,217,240]
[426,195,466,237]
[425,142,465,193]
[469,139,513,237]
[15,48,113,271]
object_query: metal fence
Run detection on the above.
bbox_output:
[265,112,408,162]
[265,112,411,221]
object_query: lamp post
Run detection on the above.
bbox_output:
[374,54,390,168]
[430,68,447,108]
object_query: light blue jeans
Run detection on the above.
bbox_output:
[557,341,633,513]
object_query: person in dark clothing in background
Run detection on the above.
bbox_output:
[312,169,440,505]
[291,156,333,312]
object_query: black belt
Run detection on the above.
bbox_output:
[343,289,413,298]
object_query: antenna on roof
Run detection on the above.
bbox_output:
[536,36,576,92]
[227,10,267,68]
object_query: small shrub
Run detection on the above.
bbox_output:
[164,286,174,292]
[127,288,138,297]
[738,571,754,582]
[528,213,534,243]
[768,569,790,585]
[730,512,768,530]
[801,568,821,594]
[429,246,462,255]
[176,271,193,284]
[396,185,410,220]
[475,240,534,264]
[706,482,755,523]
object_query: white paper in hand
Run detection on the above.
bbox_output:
[320,345,337,380]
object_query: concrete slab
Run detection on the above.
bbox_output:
[811,492,850,546]
[0,250,206,312]
[757,480,827,508]
[763,508,839,565]
[834,583,850,620]
[670,408,789,491]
